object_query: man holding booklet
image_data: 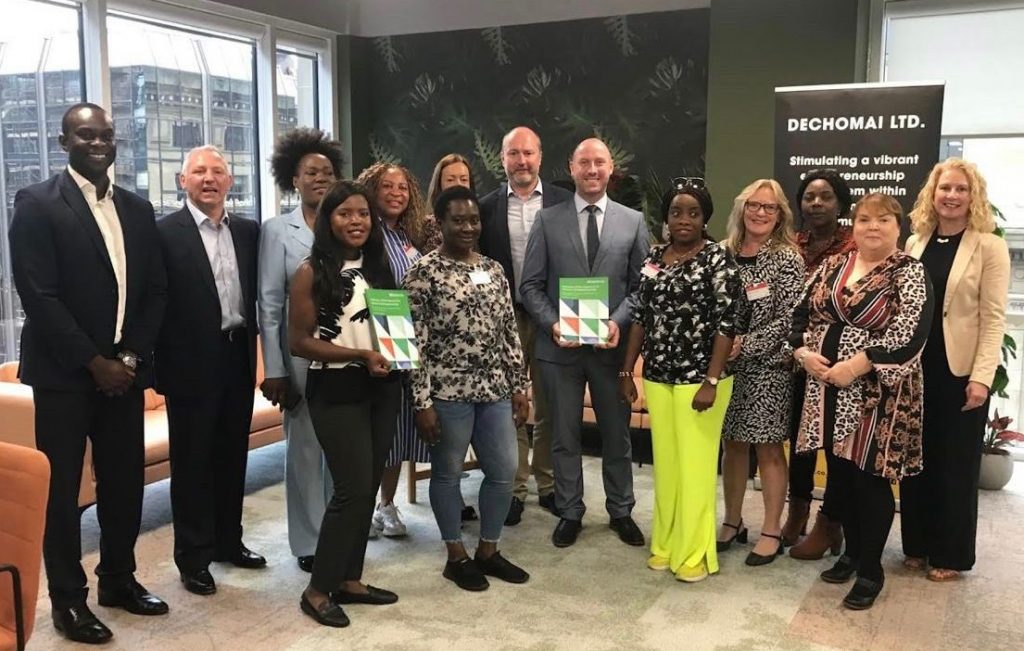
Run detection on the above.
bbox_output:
[520,138,651,548]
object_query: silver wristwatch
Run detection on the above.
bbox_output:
[704,375,719,387]
[117,351,139,370]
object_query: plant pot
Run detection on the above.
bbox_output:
[979,450,1014,490]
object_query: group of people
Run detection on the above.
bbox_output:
[9,101,1008,643]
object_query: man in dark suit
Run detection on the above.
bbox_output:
[10,103,169,644]
[520,137,650,549]
[155,145,264,596]
[478,126,572,526]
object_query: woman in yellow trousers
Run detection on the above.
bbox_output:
[620,178,742,582]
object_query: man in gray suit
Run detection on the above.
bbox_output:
[520,138,650,548]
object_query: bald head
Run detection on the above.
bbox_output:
[569,138,613,203]
[501,126,543,194]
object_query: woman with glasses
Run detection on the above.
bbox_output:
[790,192,932,610]
[717,180,803,566]
[786,169,857,560]
[619,178,741,582]
[259,128,344,573]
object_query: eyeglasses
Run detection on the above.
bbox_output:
[744,200,780,216]
[672,176,705,190]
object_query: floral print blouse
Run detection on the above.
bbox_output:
[404,251,529,411]
[631,242,742,385]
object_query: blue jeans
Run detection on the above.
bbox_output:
[429,400,517,543]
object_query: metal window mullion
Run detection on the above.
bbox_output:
[35,38,52,179]
[194,38,212,143]
[256,24,278,221]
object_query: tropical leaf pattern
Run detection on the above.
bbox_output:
[360,9,709,211]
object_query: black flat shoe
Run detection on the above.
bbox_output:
[215,543,267,569]
[505,496,524,526]
[843,577,884,610]
[552,518,583,548]
[717,520,748,552]
[461,505,479,522]
[297,556,314,573]
[300,592,350,627]
[538,493,559,516]
[443,558,489,591]
[98,579,169,615]
[52,604,113,645]
[745,533,785,566]
[475,550,529,584]
[332,585,398,605]
[820,555,857,584]
[609,516,645,546]
[180,569,217,596]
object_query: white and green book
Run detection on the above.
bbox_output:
[365,289,421,370]
[558,277,610,345]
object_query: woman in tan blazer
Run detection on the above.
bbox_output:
[901,158,1010,582]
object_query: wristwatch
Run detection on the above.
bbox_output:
[703,375,719,387]
[117,350,139,371]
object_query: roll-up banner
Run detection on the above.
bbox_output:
[774,81,945,235]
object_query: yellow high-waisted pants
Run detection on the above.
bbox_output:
[644,377,733,575]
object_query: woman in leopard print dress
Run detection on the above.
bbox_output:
[789,193,934,610]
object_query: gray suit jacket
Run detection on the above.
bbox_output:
[520,197,650,365]
[257,206,313,379]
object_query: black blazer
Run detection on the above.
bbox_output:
[154,207,259,396]
[9,171,167,391]
[478,181,573,301]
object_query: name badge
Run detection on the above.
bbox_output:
[470,270,491,285]
[641,263,662,278]
[745,282,770,301]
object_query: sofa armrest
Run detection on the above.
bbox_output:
[0,383,36,450]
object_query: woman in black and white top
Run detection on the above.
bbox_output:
[288,180,400,627]
[404,185,531,592]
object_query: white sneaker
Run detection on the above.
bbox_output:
[368,518,382,540]
[374,503,408,537]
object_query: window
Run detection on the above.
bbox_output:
[0,0,84,364]
[107,14,259,220]
[276,48,319,215]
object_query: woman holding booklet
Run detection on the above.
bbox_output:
[619,178,742,583]
[288,180,401,627]
[404,185,531,592]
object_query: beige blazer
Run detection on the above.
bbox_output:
[907,229,1010,387]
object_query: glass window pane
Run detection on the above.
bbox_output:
[0,0,84,363]
[276,50,318,216]
[107,15,259,221]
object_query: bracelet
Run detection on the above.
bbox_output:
[797,350,808,366]
[618,370,634,378]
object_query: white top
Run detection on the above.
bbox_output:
[506,179,544,300]
[311,258,375,370]
[186,198,246,330]
[574,193,608,253]
[67,166,126,344]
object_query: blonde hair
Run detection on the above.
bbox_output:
[356,162,428,250]
[426,153,475,211]
[910,157,995,234]
[724,179,798,254]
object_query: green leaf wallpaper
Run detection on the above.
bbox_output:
[362,8,709,229]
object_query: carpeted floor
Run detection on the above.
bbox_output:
[27,442,1024,650]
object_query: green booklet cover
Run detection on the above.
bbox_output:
[365,289,421,370]
[558,277,610,345]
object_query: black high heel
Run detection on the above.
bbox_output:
[745,532,785,566]
[716,520,748,552]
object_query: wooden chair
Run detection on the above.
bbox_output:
[406,452,479,504]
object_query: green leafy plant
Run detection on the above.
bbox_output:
[984,409,1024,455]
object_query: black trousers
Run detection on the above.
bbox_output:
[307,373,399,594]
[165,332,254,574]
[33,387,145,608]
[900,372,987,570]
[788,371,847,523]
[829,457,895,581]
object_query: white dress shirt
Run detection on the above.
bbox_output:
[186,198,246,330]
[574,193,608,253]
[67,166,127,344]
[507,179,544,300]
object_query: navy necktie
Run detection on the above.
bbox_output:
[585,205,599,270]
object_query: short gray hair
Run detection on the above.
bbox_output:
[181,145,229,175]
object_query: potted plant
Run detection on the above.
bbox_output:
[979,409,1024,490]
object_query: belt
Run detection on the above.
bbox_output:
[221,327,247,342]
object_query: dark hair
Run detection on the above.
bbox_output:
[795,169,853,220]
[432,185,478,222]
[61,102,108,134]
[854,192,903,224]
[309,180,395,310]
[660,182,714,224]
[270,128,345,193]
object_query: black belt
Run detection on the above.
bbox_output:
[221,327,247,342]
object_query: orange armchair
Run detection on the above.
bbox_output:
[0,441,50,651]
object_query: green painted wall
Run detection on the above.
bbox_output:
[704,0,862,239]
